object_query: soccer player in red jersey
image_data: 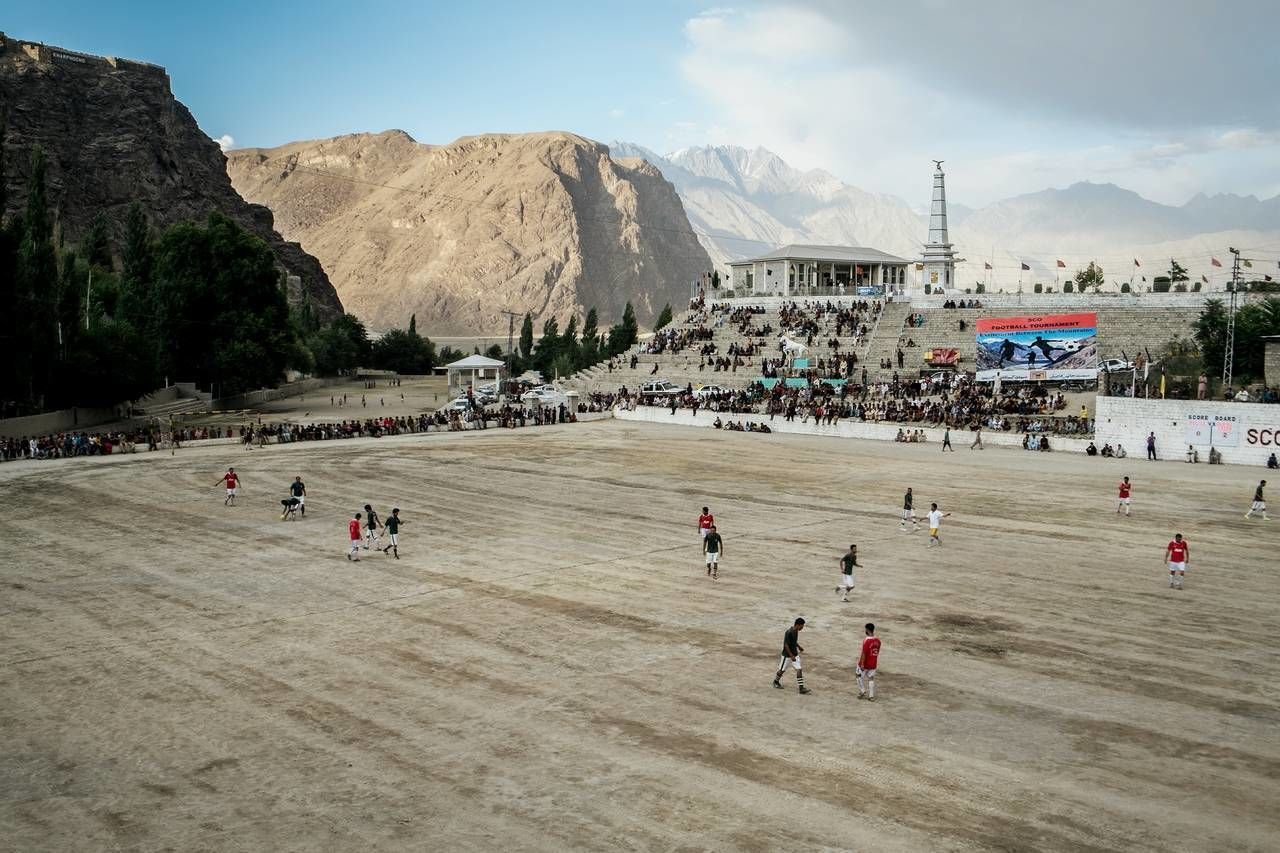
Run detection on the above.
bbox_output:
[347,513,363,561]
[856,623,881,701]
[698,506,714,541]
[1164,533,1189,589]
[215,467,240,506]
[1117,476,1132,516]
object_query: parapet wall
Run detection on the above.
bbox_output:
[1093,397,1280,465]
[1,31,167,78]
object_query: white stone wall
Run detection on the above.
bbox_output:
[1094,397,1280,465]
[615,405,1093,453]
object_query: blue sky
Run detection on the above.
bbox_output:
[7,1,1278,207]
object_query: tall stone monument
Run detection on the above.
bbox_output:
[921,160,957,294]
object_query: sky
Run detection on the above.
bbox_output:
[7,0,1278,208]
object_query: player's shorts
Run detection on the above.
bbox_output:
[840,573,855,588]
[1119,497,1131,505]
[1169,561,1187,572]
[700,528,709,539]
[705,551,719,565]
[387,533,398,546]
[349,539,361,550]
[929,527,939,537]
[226,487,237,496]
[1252,501,1266,511]
[856,666,877,679]
[902,509,915,520]
[778,655,802,672]
[296,495,305,506]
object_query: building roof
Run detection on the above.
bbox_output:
[445,355,505,370]
[732,244,910,265]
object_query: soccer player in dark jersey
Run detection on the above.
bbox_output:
[1245,480,1267,520]
[899,487,919,532]
[289,476,307,516]
[836,544,860,602]
[773,618,810,694]
[703,525,723,579]
[363,504,382,550]
[380,508,404,559]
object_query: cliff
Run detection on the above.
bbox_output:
[0,32,343,319]
[227,130,711,334]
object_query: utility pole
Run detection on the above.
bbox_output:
[1223,248,1240,389]
[500,310,522,384]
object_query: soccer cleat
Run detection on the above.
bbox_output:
[799,687,812,695]
[772,680,783,689]
[857,693,867,700]
[867,695,877,702]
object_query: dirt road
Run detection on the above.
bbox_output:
[1,420,1275,851]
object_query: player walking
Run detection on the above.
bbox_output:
[772,617,810,694]
[927,503,951,547]
[347,513,363,561]
[1117,476,1132,516]
[379,508,404,559]
[363,504,382,549]
[1245,480,1267,520]
[703,525,723,579]
[899,487,920,532]
[1164,533,1189,589]
[942,427,954,452]
[698,506,715,540]
[215,467,240,506]
[856,623,881,701]
[835,544,860,602]
[289,476,307,516]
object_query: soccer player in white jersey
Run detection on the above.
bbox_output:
[926,503,951,547]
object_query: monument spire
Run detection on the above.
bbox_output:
[921,160,956,293]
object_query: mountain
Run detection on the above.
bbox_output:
[227,131,710,334]
[612,141,1280,291]
[0,32,343,319]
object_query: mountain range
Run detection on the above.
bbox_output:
[612,142,1280,289]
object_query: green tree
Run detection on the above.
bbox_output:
[519,312,534,360]
[15,146,60,406]
[533,317,560,374]
[309,314,370,375]
[1073,261,1105,293]
[372,327,435,374]
[654,302,674,331]
[81,211,114,271]
[711,270,721,289]
[1121,281,1131,293]
[580,306,600,367]
[408,313,417,336]
[605,301,639,356]
[1169,260,1189,286]
[975,282,985,294]
[1033,282,1043,294]
[560,315,579,366]
[1063,281,1074,293]
[1152,276,1172,293]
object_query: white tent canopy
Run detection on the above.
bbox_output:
[446,355,504,397]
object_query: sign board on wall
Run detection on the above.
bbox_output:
[975,313,1098,381]
[1186,413,1240,446]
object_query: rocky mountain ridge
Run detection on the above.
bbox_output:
[0,32,343,319]
[228,130,710,334]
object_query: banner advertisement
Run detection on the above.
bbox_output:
[975,312,1098,381]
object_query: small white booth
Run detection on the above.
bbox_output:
[446,355,504,398]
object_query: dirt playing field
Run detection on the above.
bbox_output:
[1,418,1276,852]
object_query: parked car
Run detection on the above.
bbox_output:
[520,386,568,406]
[694,384,730,399]
[640,380,683,397]
[1100,358,1135,372]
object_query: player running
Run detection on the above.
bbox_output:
[835,544,860,602]
[927,503,951,547]
[1164,533,1189,589]
[1245,480,1267,520]
[1117,476,1132,516]
[772,617,810,694]
[289,476,307,516]
[363,504,382,549]
[379,508,404,559]
[856,622,881,701]
[215,467,240,506]
[703,524,723,579]
[899,487,920,532]
[698,506,715,540]
[347,513,363,561]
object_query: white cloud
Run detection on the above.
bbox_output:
[608,108,625,119]
[677,6,1280,206]
[214,134,235,152]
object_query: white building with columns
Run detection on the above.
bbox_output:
[726,244,910,297]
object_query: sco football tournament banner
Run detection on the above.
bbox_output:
[975,312,1098,381]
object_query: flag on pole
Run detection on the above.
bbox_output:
[1266,275,1274,282]
[1201,275,1208,283]
[1243,259,1252,268]
[1142,276,1147,282]
[1056,259,1066,268]
[1020,262,1030,271]
[984,262,992,270]
[1133,258,1141,267]
[1211,257,1223,267]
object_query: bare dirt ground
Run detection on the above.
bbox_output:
[1,418,1276,852]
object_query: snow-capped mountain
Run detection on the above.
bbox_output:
[611,141,1280,292]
